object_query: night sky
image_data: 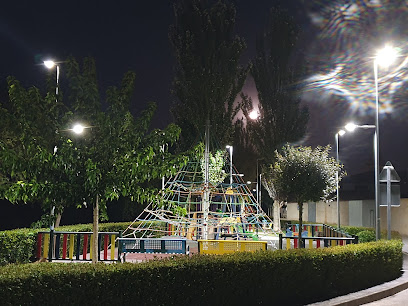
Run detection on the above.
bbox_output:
[1,1,408,189]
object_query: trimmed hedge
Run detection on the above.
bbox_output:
[0,240,402,305]
[0,229,38,266]
[341,226,401,241]
[0,222,133,266]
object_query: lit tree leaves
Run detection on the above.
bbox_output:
[0,57,191,223]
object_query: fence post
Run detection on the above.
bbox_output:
[55,233,61,259]
[117,232,122,263]
[76,233,81,260]
[97,233,102,262]
[279,234,282,249]
[48,230,54,262]
[36,233,43,259]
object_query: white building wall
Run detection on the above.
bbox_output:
[380,198,408,235]
[285,198,408,236]
[288,200,349,226]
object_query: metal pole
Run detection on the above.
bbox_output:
[203,120,210,240]
[56,65,60,101]
[336,133,340,228]
[50,64,59,257]
[229,146,233,185]
[161,144,165,190]
[387,165,391,240]
[373,60,381,240]
[259,173,262,211]
[256,159,259,204]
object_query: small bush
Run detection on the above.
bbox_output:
[341,226,371,236]
[0,240,402,305]
[357,230,376,243]
[0,229,39,266]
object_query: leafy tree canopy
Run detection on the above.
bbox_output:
[266,144,345,244]
[170,0,248,149]
[0,57,190,221]
[240,6,309,167]
[269,144,344,204]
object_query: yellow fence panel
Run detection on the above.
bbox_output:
[198,240,267,255]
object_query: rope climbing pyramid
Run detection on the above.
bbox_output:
[122,150,275,241]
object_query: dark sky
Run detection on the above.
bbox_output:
[0,0,304,126]
[2,0,408,229]
[1,0,407,176]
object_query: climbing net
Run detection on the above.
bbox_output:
[122,152,276,240]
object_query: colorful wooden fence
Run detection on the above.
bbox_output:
[198,239,267,254]
[118,238,189,262]
[285,224,351,238]
[278,234,358,249]
[36,231,121,262]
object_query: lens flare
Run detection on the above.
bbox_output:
[303,0,408,119]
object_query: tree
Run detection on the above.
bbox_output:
[0,57,190,263]
[267,144,344,247]
[239,6,309,225]
[242,6,308,163]
[169,0,247,149]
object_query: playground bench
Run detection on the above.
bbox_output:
[118,238,189,262]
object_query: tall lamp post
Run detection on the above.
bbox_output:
[256,158,263,205]
[44,60,60,103]
[345,122,376,233]
[226,145,233,217]
[373,45,398,240]
[48,123,85,261]
[335,129,346,228]
[44,60,60,234]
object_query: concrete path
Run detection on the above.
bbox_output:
[309,236,408,306]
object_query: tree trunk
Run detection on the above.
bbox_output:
[92,195,99,264]
[273,200,281,232]
[298,202,303,249]
[54,211,62,228]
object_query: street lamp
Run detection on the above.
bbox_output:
[44,60,60,249]
[49,123,86,261]
[44,60,60,103]
[372,45,398,240]
[256,158,264,205]
[335,129,346,228]
[72,123,85,134]
[345,122,377,234]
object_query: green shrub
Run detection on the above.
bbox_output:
[0,229,41,266]
[340,226,371,236]
[357,230,376,243]
[0,240,402,305]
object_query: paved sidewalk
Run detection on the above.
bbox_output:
[309,236,408,306]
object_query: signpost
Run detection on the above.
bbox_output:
[379,161,400,240]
